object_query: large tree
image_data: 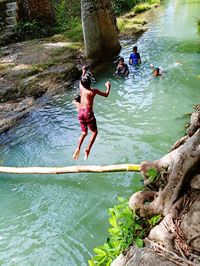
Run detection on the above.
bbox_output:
[81,0,121,61]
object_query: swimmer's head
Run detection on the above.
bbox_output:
[74,94,81,103]
[154,67,160,75]
[133,46,138,52]
[81,74,91,89]
[118,57,124,64]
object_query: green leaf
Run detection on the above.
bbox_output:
[108,227,120,235]
[109,216,117,228]
[93,248,107,256]
[135,238,144,248]
[148,214,161,226]
[97,256,107,265]
[88,260,95,266]
[134,223,143,230]
[147,168,158,178]
[106,258,112,266]
[117,196,126,203]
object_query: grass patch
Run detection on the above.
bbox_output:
[54,18,83,42]
[117,0,159,34]
[134,3,151,13]
[133,0,160,14]
[62,19,83,42]
[118,17,146,32]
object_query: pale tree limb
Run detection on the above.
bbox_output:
[0,164,140,174]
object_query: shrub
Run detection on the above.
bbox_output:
[64,18,83,42]
[12,20,54,41]
[88,197,162,266]
[198,18,200,34]
[52,0,82,41]
[112,0,139,16]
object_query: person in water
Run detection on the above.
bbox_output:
[129,46,141,65]
[73,75,111,160]
[153,67,162,76]
[115,57,129,77]
[150,64,163,77]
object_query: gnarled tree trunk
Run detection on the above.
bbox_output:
[81,0,121,61]
[113,105,200,265]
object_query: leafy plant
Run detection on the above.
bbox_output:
[53,0,82,40]
[12,20,54,41]
[146,168,159,183]
[112,0,139,16]
[88,196,163,266]
[148,214,162,227]
[198,18,200,34]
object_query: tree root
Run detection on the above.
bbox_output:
[129,129,200,218]
[146,239,198,266]
[127,105,200,264]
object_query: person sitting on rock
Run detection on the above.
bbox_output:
[129,46,141,65]
[114,57,129,77]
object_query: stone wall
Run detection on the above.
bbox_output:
[0,0,9,32]
[16,0,56,26]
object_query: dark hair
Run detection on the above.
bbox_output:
[155,67,160,73]
[133,46,138,51]
[74,94,81,103]
[81,75,91,89]
[118,56,124,63]
[82,64,94,71]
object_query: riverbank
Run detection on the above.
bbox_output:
[0,36,83,133]
[117,2,160,39]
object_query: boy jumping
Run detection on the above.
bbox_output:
[73,75,111,160]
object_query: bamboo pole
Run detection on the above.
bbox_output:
[0,164,140,175]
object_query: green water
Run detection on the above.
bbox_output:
[0,0,200,265]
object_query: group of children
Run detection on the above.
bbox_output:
[114,45,162,78]
[72,45,170,160]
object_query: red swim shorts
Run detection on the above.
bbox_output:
[78,108,97,133]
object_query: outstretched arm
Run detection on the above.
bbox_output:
[94,81,111,97]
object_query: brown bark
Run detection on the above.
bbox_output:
[17,0,56,26]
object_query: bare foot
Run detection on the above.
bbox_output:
[73,148,80,160]
[84,148,90,160]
